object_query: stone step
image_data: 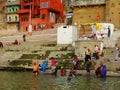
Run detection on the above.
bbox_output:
[103,30,120,47]
[106,61,120,71]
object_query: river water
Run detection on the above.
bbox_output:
[0,71,120,90]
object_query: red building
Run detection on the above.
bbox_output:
[17,0,64,31]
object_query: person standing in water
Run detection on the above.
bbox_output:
[50,57,57,73]
[32,56,41,76]
[32,61,39,76]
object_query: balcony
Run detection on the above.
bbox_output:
[72,0,106,6]
[5,0,20,6]
[17,9,29,14]
[5,11,18,14]
[6,20,19,23]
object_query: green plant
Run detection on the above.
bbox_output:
[5,50,14,52]
[32,51,38,53]
[9,60,32,66]
[45,50,51,58]
[19,54,40,59]
[5,50,20,52]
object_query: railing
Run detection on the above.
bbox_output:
[5,0,20,6]
[72,0,105,6]
[5,11,18,14]
[6,20,19,23]
[17,9,29,14]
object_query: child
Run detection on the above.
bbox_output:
[72,55,78,70]
[60,67,66,76]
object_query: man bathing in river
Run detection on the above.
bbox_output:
[32,61,41,76]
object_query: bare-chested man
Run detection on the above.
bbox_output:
[32,62,39,76]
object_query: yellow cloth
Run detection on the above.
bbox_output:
[96,23,102,30]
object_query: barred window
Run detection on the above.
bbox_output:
[41,3,45,8]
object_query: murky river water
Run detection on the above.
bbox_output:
[0,71,120,90]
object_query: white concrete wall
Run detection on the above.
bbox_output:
[57,25,78,44]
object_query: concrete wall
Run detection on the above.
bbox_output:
[74,40,102,58]
[73,0,120,30]
[106,0,120,28]
[7,23,17,30]
[0,13,7,30]
[72,5,105,35]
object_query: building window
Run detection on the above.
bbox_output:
[9,9,11,12]
[9,17,11,21]
[16,8,18,11]
[50,12,55,22]
[22,17,28,22]
[45,2,49,8]
[42,14,46,19]
[15,16,17,21]
[7,0,15,2]
[41,3,45,8]
[30,0,32,2]
[24,6,29,9]
[12,8,14,12]
[24,0,28,3]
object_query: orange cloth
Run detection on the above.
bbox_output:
[82,29,86,35]
[97,12,101,21]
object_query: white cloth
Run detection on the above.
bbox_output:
[114,47,119,60]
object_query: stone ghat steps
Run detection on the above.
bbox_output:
[30,28,57,35]
[103,48,114,58]
[106,61,120,71]
[0,28,57,43]
[0,41,73,61]
[103,30,120,47]
[1,42,73,52]
[0,34,57,43]
[117,37,120,46]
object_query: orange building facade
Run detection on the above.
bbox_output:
[17,0,64,31]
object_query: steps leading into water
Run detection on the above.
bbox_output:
[103,30,120,47]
